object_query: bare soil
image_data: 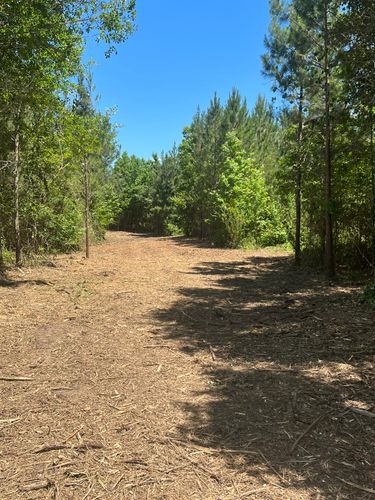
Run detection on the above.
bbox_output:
[0,232,374,499]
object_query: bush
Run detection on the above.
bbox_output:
[360,283,375,305]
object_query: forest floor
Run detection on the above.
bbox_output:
[0,232,374,500]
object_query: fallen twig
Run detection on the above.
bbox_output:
[0,417,22,424]
[348,406,375,419]
[144,344,172,349]
[181,310,198,321]
[81,481,94,500]
[112,474,124,490]
[259,451,286,484]
[240,486,267,497]
[338,478,375,495]
[125,478,172,489]
[19,480,51,492]
[35,444,69,453]
[291,413,326,452]
[108,402,133,412]
[187,457,220,482]
[0,376,33,381]
[63,426,83,444]
[34,442,103,454]
[209,345,216,361]
[162,463,190,474]
[165,437,257,455]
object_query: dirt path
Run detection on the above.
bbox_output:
[0,232,374,499]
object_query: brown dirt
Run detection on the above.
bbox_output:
[0,232,374,499]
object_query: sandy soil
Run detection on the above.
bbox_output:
[0,232,374,499]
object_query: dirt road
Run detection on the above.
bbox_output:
[0,232,374,499]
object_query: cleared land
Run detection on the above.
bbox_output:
[0,232,374,499]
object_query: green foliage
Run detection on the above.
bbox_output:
[112,91,287,249]
[0,0,135,262]
[261,0,375,271]
[210,132,286,246]
[360,284,375,305]
[112,153,156,231]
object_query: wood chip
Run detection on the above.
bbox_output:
[0,417,21,424]
[209,344,216,361]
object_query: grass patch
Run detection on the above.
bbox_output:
[359,283,375,305]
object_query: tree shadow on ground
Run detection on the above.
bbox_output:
[128,231,215,248]
[153,252,375,498]
[0,278,50,288]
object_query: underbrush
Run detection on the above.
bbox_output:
[360,283,375,305]
[0,247,14,267]
[241,239,293,253]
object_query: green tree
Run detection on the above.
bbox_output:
[212,132,286,246]
[0,0,136,264]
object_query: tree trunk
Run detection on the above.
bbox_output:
[199,205,204,240]
[83,157,90,259]
[14,125,22,267]
[370,115,375,282]
[323,0,335,278]
[295,86,304,265]
[0,233,4,273]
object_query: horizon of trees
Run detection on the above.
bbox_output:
[111,92,288,249]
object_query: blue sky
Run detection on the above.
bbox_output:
[84,1,272,159]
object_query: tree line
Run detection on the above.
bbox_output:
[0,0,136,269]
[112,0,374,277]
[111,93,287,248]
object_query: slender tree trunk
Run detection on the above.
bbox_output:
[323,0,335,278]
[83,157,90,259]
[199,205,204,240]
[370,115,375,282]
[0,233,4,273]
[14,124,22,267]
[295,86,304,265]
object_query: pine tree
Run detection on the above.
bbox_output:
[263,0,313,265]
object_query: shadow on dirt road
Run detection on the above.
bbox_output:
[154,249,375,498]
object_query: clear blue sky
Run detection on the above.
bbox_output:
[84,1,272,159]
